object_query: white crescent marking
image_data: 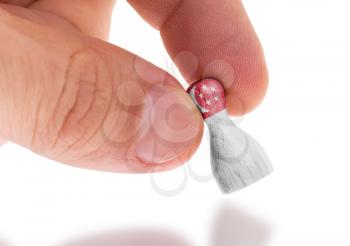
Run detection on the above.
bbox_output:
[190,86,210,113]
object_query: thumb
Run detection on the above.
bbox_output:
[0,6,203,173]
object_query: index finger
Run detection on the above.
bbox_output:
[128,0,268,115]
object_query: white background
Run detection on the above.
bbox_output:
[1,0,350,245]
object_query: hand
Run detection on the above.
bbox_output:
[0,0,268,173]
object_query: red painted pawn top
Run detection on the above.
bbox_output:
[187,79,226,120]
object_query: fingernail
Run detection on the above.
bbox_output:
[135,85,202,164]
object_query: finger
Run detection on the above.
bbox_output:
[0,0,35,6]
[0,6,203,173]
[29,0,117,40]
[0,137,7,146]
[128,0,268,115]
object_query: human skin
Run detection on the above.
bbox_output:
[0,0,268,173]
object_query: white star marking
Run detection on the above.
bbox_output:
[206,100,212,105]
[214,96,219,101]
[211,87,216,92]
[199,93,204,98]
[202,85,208,91]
